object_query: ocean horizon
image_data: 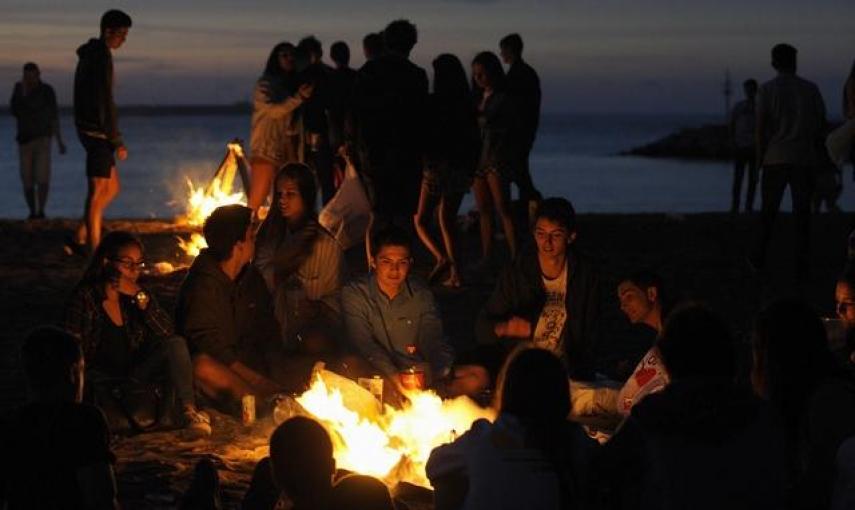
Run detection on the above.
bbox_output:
[1,112,851,219]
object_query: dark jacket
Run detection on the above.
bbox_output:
[64,282,174,373]
[476,90,524,178]
[475,248,600,379]
[352,54,429,216]
[9,82,59,144]
[175,249,281,371]
[594,378,789,510]
[74,38,122,147]
[505,60,541,150]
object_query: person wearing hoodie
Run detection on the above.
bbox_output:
[69,9,131,254]
[594,304,788,510]
[176,205,286,412]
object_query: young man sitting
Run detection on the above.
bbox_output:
[615,270,669,416]
[341,226,489,403]
[476,197,600,380]
[1,327,118,509]
[176,205,287,411]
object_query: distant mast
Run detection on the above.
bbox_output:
[723,69,733,122]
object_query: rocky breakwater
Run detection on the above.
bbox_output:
[621,124,731,160]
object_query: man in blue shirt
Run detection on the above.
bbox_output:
[341,226,488,402]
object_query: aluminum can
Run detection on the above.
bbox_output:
[399,367,426,391]
[242,394,256,425]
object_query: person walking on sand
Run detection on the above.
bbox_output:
[69,9,132,255]
[751,43,826,284]
[9,62,66,220]
[730,79,759,213]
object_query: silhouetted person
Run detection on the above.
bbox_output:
[730,79,759,213]
[248,41,313,212]
[352,20,429,231]
[751,43,827,283]
[9,62,66,219]
[298,36,337,205]
[414,53,480,288]
[476,198,600,380]
[500,33,543,213]
[71,9,132,254]
[752,299,855,509]
[427,348,595,510]
[329,474,396,510]
[0,327,118,509]
[362,32,384,62]
[596,305,788,510]
[845,60,855,122]
[328,41,358,162]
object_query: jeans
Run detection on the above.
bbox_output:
[753,164,813,277]
[131,335,196,407]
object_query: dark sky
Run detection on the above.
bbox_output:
[2,0,853,115]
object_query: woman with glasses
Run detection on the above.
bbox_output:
[475,198,600,381]
[248,42,315,212]
[64,231,211,437]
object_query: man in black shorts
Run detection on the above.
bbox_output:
[71,9,132,253]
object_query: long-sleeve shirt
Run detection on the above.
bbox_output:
[74,38,122,147]
[341,274,454,383]
[250,74,305,165]
[9,81,60,144]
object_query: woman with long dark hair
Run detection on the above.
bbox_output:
[752,299,855,508]
[255,163,344,354]
[471,51,519,270]
[64,231,211,436]
[248,42,315,212]
[427,348,592,510]
[413,54,480,287]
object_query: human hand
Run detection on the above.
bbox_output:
[298,83,314,100]
[116,278,141,297]
[494,316,532,339]
[116,145,128,161]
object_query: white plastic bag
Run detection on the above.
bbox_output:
[826,118,855,168]
[319,162,371,250]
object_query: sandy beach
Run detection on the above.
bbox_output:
[0,212,852,507]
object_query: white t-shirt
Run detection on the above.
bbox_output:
[532,261,568,354]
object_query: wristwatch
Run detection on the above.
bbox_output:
[133,290,150,310]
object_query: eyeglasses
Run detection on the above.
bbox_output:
[837,301,855,315]
[112,258,145,270]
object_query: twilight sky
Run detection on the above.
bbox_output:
[1,0,853,115]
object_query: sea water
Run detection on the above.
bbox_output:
[0,113,850,219]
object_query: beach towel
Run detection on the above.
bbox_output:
[319,161,371,250]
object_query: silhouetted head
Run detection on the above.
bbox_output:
[743,79,758,99]
[82,231,145,288]
[203,205,255,266]
[497,348,571,425]
[299,35,323,63]
[533,197,577,263]
[273,163,318,225]
[499,33,524,64]
[383,19,418,57]
[100,9,131,49]
[330,41,350,67]
[771,43,797,74]
[328,474,395,510]
[363,32,385,61]
[264,42,297,77]
[22,326,84,403]
[472,51,506,92]
[657,304,736,381]
[269,417,336,504]
[371,226,413,294]
[22,62,40,87]
[837,269,855,328]
[432,53,470,100]
[618,270,665,333]
[751,299,840,435]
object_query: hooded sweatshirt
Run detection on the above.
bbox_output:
[175,249,281,372]
[74,38,122,147]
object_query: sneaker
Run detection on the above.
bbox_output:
[181,406,212,438]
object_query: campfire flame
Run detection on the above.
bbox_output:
[295,372,495,488]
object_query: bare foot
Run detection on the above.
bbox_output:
[428,258,449,283]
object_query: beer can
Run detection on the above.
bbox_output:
[399,367,426,391]
[241,394,256,425]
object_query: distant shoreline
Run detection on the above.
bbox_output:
[1,103,253,117]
